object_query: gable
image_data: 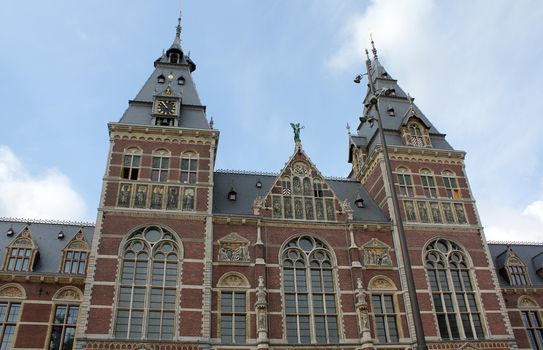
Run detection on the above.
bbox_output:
[262,145,342,222]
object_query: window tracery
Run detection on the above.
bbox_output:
[114,226,181,340]
[282,236,339,344]
[425,239,484,340]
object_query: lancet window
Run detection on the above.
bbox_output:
[282,236,339,344]
[425,239,484,340]
[114,226,180,340]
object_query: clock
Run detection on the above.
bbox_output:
[155,99,177,115]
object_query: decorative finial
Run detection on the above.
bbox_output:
[209,116,214,129]
[290,123,304,143]
[370,33,378,61]
[346,123,351,135]
[407,93,415,106]
[176,8,182,40]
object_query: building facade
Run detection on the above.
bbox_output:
[0,17,542,350]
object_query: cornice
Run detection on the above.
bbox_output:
[108,123,219,143]
[0,272,85,285]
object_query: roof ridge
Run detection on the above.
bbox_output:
[215,169,279,176]
[0,217,95,227]
[488,240,543,246]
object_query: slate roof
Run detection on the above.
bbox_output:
[488,242,543,288]
[0,218,94,274]
[213,171,389,223]
[118,27,210,130]
[353,57,453,153]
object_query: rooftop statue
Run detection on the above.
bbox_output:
[290,123,304,143]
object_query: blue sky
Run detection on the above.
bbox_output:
[1,0,542,241]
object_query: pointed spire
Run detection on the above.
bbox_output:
[370,33,378,61]
[166,11,183,60]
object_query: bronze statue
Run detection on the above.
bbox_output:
[290,123,304,142]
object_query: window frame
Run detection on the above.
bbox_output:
[395,167,414,197]
[121,148,142,181]
[60,230,90,275]
[0,301,21,349]
[180,152,198,185]
[424,239,485,340]
[219,290,248,344]
[442,170,461,199]
[281,235,340,344]
[3,228,38,273]
[420,169,437,198]
[48,304,79,350]
[113,226,182,341]
[408,123,424,147]
[370,293,400,343]
[151,149,170,182]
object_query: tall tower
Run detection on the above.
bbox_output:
[349,45,515,348]
[77,18,218,349]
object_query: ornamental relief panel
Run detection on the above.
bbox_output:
[218,232,250,263]
[362,238,392,267]
[0,284,24,299]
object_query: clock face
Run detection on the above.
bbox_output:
[156,100,177,115]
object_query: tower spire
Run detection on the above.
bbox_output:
[370,33,378,61]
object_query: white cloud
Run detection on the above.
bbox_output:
[524,201,543,224]
[328,0,543,242]
[0,146,87,221]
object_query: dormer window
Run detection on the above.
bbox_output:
[387,106,395,116]
[178,77,185,85]
[157,74,166,84]
[409,124,424,147]
[170,53,179,64]
[503,248,530,286]
[61,229,90,275]
[3,227,38,272]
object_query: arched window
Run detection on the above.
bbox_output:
[49,287,83,350]
[420,169,437,198]
[368,276,400,343]
[395,167,414,197]
[0,284,25,349]
[3,226,38,272]
[180,152,198,184]
[518,296,543,348]
[60,228,90,275]
[409,123,424,147]
[217,273,250,344]
[282,236,338,344]
[122,147,142,180]
[425,239,484,340]
[114,226,181,340]
[151,149,170,182]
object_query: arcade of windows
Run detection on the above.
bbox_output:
[271,167,336,221]
[114,226,180,340]
[425,239,484,340]
[395,168,468,225]
[118,149,199,211]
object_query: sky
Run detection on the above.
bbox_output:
[0,0,542,242]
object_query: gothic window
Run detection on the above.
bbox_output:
[49,305,79,350]
[151,150,170,182]
[282,236,339,344]
[371,294,399,342]
[313,180,323,198]
[3,227,37,272]
[49,287,82,350]
[409,123,424,147]
[122,148,142,180]
[217,274,249,344]
[425,239,484,340]
[420,169,437,198]
[522,311,543,349]
[114,226,180,340]
[368,277,400,343]
[0,302,20,349]
[396,167,414,197]
[61,229,90,275]
[180,152,198,184]
[442,170,461,199]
